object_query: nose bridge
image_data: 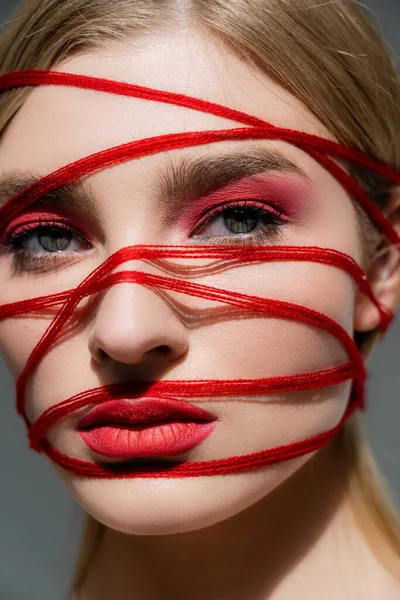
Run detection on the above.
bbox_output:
[88,258,189,365]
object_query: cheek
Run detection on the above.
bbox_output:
[0,310,84,430]
[0,261,60,379]
[193,259,357,376]
[0,321,37,379]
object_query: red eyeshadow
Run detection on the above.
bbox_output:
[2,209,90,240]
[181,172,316,232]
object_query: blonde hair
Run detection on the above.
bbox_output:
[0,0,400,594]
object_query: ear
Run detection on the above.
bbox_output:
[354,187,400,333]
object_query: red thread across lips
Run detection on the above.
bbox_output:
[0,69,399,479]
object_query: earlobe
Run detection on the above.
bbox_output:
[354,188,400,334]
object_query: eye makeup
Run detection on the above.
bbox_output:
[1,209,91,241]
[181,171,317,234]
[0,167,317,276]
[0,210,93,275]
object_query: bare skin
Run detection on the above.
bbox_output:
[0,26,400,600]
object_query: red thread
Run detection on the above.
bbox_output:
[0,69,398,478]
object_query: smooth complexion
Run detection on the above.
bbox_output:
[0,26,400,600]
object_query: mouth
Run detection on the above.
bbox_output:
[76,397,219,459]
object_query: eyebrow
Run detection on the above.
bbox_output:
[159,146,308,225]
[0,145,309,220]
[0,174,98,215]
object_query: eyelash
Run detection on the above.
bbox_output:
[190,200,287,246]
[0,218,91,276]
[0,201,288,276]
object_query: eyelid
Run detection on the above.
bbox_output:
[2,207,95,243]
[180,172,309,233]
[17,219,90,246]
[0,217,93,278]
[189,199,289,236]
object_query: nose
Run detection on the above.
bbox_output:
[87,281,189,371]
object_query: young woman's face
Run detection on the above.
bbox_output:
[0,28,365,534]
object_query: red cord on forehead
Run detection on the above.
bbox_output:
[0,69,399,479]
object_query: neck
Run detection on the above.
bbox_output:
[73,438,383,600]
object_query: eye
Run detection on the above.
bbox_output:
[14,222,81,253]
[189,200,289,245]
[0,218,92,274]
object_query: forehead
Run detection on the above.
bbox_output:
[0,27,335,175]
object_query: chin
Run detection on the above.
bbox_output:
[53,454,310,535]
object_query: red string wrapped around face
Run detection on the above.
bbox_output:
[0,70,399,479]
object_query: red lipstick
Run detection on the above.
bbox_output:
[77,397,218,459]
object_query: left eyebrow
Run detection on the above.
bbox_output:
[158,145,310,210]
[0,145,310,218]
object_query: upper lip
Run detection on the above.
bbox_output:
[77,397,218,430]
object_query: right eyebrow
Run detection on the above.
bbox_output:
[0,174,97,214]
[0,145,309,220]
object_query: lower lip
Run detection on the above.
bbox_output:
[79,421,217,459]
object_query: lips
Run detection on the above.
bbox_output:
[77,397,218,459]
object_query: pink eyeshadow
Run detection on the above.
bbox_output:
[2,209,90,239]
[180,172,317,232]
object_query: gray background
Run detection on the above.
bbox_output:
[0,0,399,599]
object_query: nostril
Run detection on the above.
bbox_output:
[96,348,109,362]
[156,345,170,355]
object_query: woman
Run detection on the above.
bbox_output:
[0,0,400,598]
